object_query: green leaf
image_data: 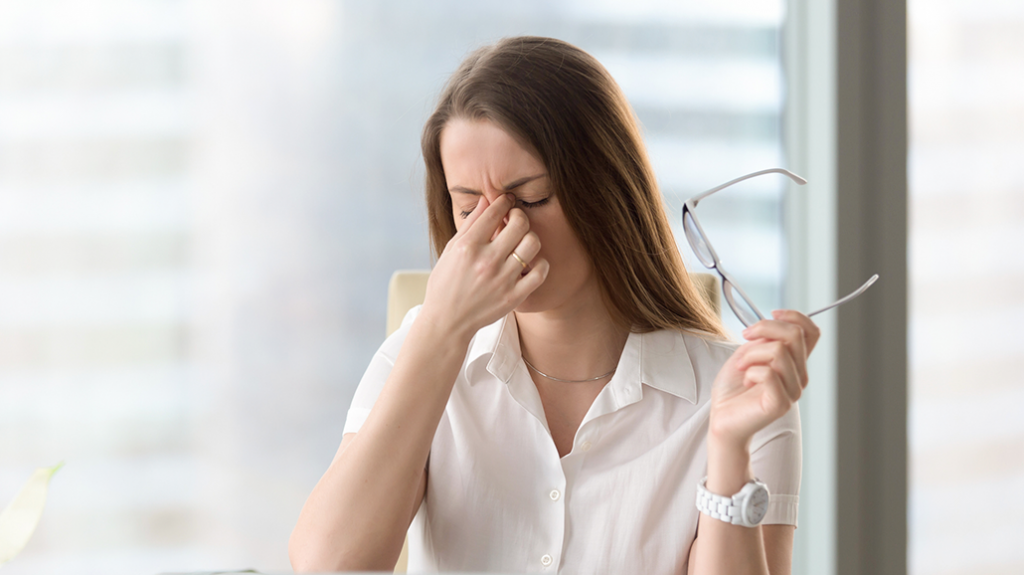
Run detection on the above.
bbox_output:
[0,462,63,566]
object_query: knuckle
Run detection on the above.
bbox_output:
[508,210,529,232]
[763,388,787,414]
[520,234,536,253]
[472,255,499,276]
[526,230,541,246]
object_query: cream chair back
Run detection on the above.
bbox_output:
[387,270,720,337]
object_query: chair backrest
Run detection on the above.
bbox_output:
[385,269,720,574]
[387,269,721,337]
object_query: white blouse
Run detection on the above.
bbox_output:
[344,305,801,575]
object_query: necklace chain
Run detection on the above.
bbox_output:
[521,355,616,383]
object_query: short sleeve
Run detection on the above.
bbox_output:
[342,305,423,435]
[750,402,802,526]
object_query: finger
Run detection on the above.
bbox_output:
[454,193,490,239]
[742,318,808,373]
[736,337,807,390]
[771,309,821,354]
[502,231,541,278]
[492,207,529,253]
[744,365,791,419]
[464,193,515,244]
[736,341,803,400]
[509,257,550,304]
[490,212,510,243]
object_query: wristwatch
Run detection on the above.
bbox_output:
[695,476,770,528]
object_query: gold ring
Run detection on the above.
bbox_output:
[511,251,528,269]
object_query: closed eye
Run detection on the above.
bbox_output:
[460,197,550,219]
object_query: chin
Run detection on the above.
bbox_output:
[512,279,572,315]
[513,294,546,314]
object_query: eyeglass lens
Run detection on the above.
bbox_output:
[682,211,715,268]
[723,280,762,327]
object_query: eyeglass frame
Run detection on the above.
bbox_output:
[682,167,879,328]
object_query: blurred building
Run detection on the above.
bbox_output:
[907,1,1024,574]
[0,1,786,573]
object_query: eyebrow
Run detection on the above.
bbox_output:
[449,173,547,196]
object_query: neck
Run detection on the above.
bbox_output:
[514,284,629,383]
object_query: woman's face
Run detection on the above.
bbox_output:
[439,117,595,314]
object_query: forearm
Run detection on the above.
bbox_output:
[289,313,473,572]
[690,436,770,575]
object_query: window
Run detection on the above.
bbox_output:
[0,1,787,572]
[908,1,1024,573]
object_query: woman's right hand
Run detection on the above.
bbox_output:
[420,192,550,339]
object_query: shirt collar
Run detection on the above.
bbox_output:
[465,312,698,405]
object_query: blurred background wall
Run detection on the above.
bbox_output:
[907,1,1024,573]
[0,1,788,572]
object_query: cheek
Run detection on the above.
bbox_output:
[451,210,465,233]
[531,213,584,264]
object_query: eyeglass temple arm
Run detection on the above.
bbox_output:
[807,274,880,318]
[691,168,808,206]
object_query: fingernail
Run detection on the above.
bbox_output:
[742,327,752,338]
[506,193,516,203]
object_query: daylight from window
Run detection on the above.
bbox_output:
[0,1,785,572]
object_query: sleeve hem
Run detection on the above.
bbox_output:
[343,407,372,435]
[762,494,799,527]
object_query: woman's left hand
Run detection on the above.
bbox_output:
[709,310,821,448]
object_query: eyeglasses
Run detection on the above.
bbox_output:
[682,168,879,328]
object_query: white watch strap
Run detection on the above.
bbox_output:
[695,478,742,524]
[695,476,768,527]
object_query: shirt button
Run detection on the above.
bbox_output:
[581,441,592,452]
[549,489,560,501]
[541,554,553,566]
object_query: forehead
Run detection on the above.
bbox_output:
[439,118,545,183]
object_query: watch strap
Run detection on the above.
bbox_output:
[695,476,768,527]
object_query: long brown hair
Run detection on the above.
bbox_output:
[422,36,726,338]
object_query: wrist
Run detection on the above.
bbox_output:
[416,305,477,345]
[706,434,753,496]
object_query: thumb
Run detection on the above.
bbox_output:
[455,194,490,237]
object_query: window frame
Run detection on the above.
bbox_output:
[783,1,908,574]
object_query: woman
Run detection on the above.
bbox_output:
[290,36,817,574]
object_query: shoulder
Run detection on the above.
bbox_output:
[677,330,738,405]
[377,304,425,364]
[679,330,737,375]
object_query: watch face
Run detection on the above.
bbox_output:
[744,485,770,525]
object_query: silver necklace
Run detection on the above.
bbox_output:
[521,355,616,383]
